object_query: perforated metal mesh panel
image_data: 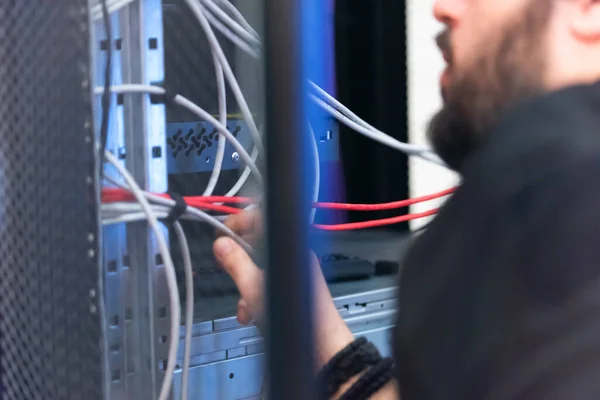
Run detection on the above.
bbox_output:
[0,2,103,399]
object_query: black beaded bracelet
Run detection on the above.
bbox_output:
[317,337,382,398]
[339,357,395,400]
[317,337,367,385]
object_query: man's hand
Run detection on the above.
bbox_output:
[223,207,263,246]
[213,210,355,370]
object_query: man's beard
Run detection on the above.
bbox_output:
[428,0,553,171]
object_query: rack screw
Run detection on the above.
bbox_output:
[231,152,240,163]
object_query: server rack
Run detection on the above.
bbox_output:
[0,1,400,399]
[97,3,400,398]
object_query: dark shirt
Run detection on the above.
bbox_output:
[395,82,600,399]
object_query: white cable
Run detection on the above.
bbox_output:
[191,0,433,162]
[104,151,180,400]
[213,0,260,40]
[100,210,194,398]
[92,8,259,196]
[93,1,260,195]
[91,0,134,20]
[198,3,261,60]
[100,196,251,252]
[173,221,193,400]
[203,52,228,196]
[185,3,260,198]
[194,20,440,166]
[308,124,319,223]
[102,211,229,225]
[102,190,253,253]
[94,84,262,185]
[201,0,257,198]
[102,212,169,225]
[224,148,257,197]
[185,0,263,152]
[200,0,260,46]
[192,5,446,167]
[186,1,260,197]
[144,193,253,253]
[101,202,172,215]
[311,95,445,165]
[201,6,261,58]
[95,0,394,160]
[98,0,443,168]
[309,80,389,137]
[309,81,443,162]
[188,1,261,198]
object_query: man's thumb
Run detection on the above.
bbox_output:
[213,237,264,309]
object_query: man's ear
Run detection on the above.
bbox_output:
[569,0,600,41]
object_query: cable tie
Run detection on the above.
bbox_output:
[150,85,178,104]
[162,88,178,104]
[166,192,188,224]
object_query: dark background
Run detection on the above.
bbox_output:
[335,0,409,228]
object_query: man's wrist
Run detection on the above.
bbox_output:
[314,313,355,370]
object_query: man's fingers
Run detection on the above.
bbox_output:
[237,299,253,325]
[224,209,262,236]
[213,236,264,314]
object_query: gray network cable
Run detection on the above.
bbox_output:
[104,151,180,400]
[310,96,445,166]
[186,0,264,201]
[100,184,252,400]
[100,206,194,400]
[92,0,440,166]
[214,0,260,39]
[201,0,260,46]
[194,0,445,167]
[200,2,261,58]
[203,44,228,197]
[92,0,260,197]
[194,0,261,199]
[90,0,134,20]
[173,221,194,400]
[100,199,252,253]
[185,0,263,153]
[93,84,263,185]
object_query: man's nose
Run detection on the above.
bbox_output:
[433,0,467,27]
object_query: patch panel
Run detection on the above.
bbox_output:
[166,118,340,175]
[166,119,253,174]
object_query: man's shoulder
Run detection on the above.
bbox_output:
[462,82,600,204]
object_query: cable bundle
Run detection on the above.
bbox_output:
[102,186,453,230]
[90,0,445,167]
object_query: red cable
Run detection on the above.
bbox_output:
[167,187,455,211]
[101,187,454,216]
[181,201,242,215]
[158,194,252,204]
[101,189,242,214]
[313,187,454,211]
[101,188,254,204]
[313,209,438,231]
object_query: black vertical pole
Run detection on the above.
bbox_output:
[263,0,316,399]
